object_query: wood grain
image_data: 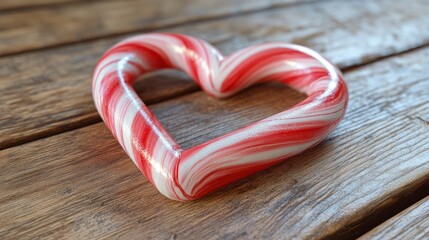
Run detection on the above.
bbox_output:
[359,196,429,240]
[1,43,429,239]
[0,0,308,56]
[0,0,102,11]
[2,0,429,150]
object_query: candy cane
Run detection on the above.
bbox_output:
[92,33,348,201]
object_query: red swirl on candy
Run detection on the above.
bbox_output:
[92,33,348,201]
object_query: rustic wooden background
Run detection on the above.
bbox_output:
[1,0,428,239]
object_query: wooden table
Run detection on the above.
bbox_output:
[1,0,428,239]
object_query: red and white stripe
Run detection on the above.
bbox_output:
[92,33,348,201]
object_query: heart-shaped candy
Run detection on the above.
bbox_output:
[92,33,348,201]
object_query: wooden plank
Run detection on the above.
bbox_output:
[359,196,429,240]
[0,0,99,11]
[1,44,429,239]
[0,0,308,56]
[2,0,429,150]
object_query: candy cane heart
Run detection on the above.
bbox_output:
[92,33,348,201]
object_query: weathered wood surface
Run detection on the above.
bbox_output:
[0,0,98,11]
[0,0,308,56]
[2,0,429,149]
[359,196,429,240]
[1,44,429,239]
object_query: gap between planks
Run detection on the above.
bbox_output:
[0,0,115,12]
[358,195,429,240]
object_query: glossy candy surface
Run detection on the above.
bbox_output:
[92,33,348,201]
